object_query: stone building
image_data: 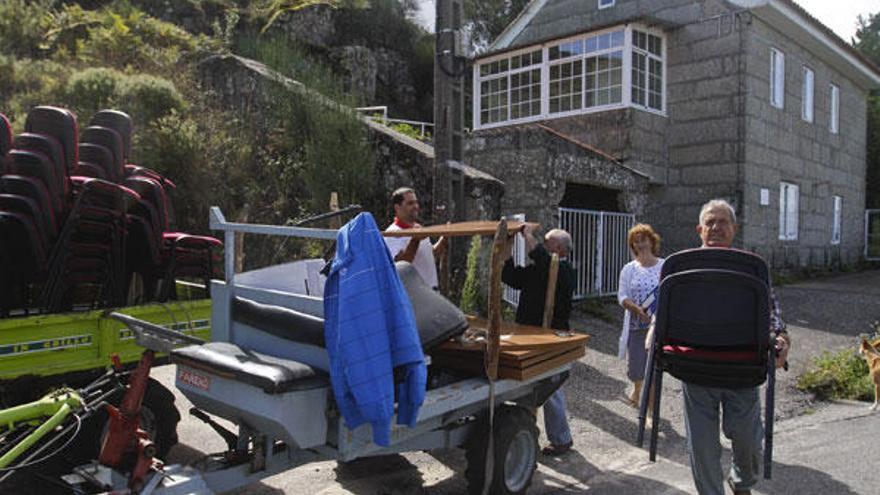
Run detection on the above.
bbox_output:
[466,0,880,290]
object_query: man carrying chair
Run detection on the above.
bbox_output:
[641,199,791,495]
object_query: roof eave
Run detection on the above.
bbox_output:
[730,0,880,88]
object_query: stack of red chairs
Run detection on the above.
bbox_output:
[0,106,222,317]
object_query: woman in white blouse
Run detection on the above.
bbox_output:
[617,224,664,407]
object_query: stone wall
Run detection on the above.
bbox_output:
[196,54,503,227]
[740,16,869,267]
[656,6,747,253]
[466,125,649,231]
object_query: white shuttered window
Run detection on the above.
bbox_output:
[779,182,799,241]
[770,48,785,109]
[831,195,842,245]
[802,66,814,122]
[830,84,840,134]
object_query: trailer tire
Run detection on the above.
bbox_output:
[465,405,538,495]
[73,378,180,462]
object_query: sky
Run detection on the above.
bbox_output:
[414,0,876,43]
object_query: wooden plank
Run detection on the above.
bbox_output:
[440,316,590,352]
[485,218,507,380]
[381,220,539,238]
[504,346,586,381]
[432,346,586,381]
[542,253,560,329]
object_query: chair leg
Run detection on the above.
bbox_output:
[649,368,663,462]
[764,350,776,479]
[637,333,656,447]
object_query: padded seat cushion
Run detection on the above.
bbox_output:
[231,262,469,352]
[171,341,328,394]
[662,345,760,362]
[233,297,325,347]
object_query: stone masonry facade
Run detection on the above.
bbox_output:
[467,0,877,268]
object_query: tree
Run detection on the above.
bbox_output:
[853,12,880,208]
[463,0,530,54]
[853,13,880,65]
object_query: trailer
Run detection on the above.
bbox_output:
[55,208,586,495]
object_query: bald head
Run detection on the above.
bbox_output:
[544,229,572,256]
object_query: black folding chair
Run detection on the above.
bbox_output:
[1,114,14,171]
[90,110,133,161]
[636,248,778,479]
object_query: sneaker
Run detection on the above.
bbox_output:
[727,478,752,495]
[540,441,573,456]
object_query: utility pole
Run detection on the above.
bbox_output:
[434,0,466,224]
[434,0,467,295]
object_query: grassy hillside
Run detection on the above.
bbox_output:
[0,0,433,268]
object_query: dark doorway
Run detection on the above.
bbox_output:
[559,182,622,212]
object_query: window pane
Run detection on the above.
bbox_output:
[549,59,584,113]
[586,36,598,53]
[611,30,624,47]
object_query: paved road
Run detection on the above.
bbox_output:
[153,269,880,494]
[6,270,878,493]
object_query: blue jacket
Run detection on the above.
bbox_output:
[323,212,426,446]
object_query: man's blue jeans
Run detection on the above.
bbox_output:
[543,388,572,446]
[682,383,763,495]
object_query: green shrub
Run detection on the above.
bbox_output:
[118,74,186,124]
[389,122,428,141]
[460,235,487,316]
[242,34,377,213]
[0,0,54,58]
[797,349,875,401]
[65,67,126,116]
[1,58,71,124]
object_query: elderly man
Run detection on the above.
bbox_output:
[682,199,791,495]
[502,225,575,455]
[383,187,447,288]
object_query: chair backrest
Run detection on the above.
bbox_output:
[0,210,46,267]
[654,248,772,388]
[90,110,132,160]
[124,176,170,231]
[80,126,124,182]
[0,113,12,161]
[78,143,117,182]
[0,193,49,250]
[14,132,67,197]
[71,161,109,180]
[0,175,57,236]
[8,149,62,215]
[25,106,78,173]
[661,247,769,283]
[657,269,770,348]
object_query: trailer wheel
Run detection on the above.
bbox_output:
[465,405,538,495]
[74,378,180,461]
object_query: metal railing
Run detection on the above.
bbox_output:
[559,208,635,299]
[355,106,434,140]
[502,214,526,307]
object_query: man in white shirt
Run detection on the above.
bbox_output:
[384,187,447,288]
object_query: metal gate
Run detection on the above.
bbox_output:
[559,208,635,299]
[867,209,880,261]
[503,214,526,306]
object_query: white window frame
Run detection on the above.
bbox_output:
[770,48,785,109]
[779,182,799,241]
[472,24,665,131]
[829,83,840,134]
[831,195,842,245]
[801,66,814,122]
[631,29,665,112]
[599,0,615,9]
